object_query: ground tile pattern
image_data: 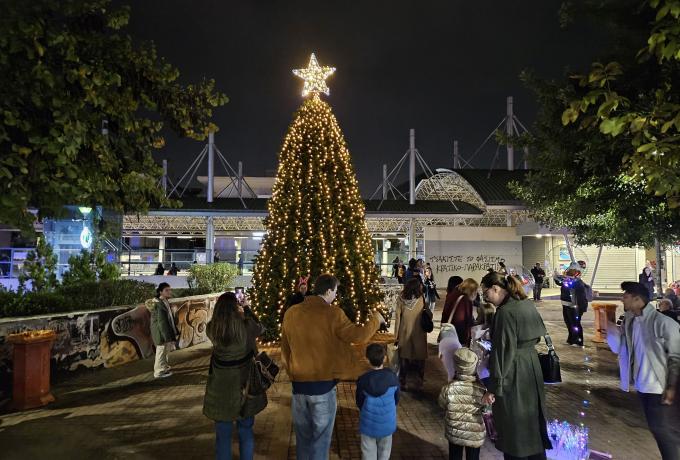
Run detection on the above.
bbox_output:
[0,301,661,459]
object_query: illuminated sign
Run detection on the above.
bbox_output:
[80,226,93,249]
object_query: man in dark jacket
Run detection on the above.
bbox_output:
[356,344,399,460]
[530,262,546,302]
[404,258,418,282]
[559,263,588,347]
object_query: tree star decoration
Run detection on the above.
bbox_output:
[292,53,336,97]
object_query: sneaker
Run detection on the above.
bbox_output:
[155,370,173,379]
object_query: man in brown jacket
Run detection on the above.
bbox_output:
[281,273,383,460]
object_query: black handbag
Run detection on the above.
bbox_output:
[420,306,434,333]
[538,333,561,384]
[245,351,280,397]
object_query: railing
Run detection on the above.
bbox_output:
[0,247,422,280]
[119,249,259,276]
[0,247,33,279]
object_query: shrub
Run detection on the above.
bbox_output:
[0,279,156,318]
[56,279,156,310]
[17,237,58,293]
[187,263,237,293]
[62,246,121,287]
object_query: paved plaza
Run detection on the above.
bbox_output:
[0,300,662,460]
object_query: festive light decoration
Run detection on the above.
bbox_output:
[250,60,384,342]
[546,419,589,460]
[292,53,336,97]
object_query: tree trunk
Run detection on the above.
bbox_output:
[655,237,663,299]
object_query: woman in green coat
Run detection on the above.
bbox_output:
[481,272,552,460]
[148,282,179,378]
[203,292,267,460]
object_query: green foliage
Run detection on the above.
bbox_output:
[250,95,385,342]
[563,0,680,208]
[62,245,120,286]
[187,263,237,293]
[0,0,228,231]
[0,279,156,318]
[17,237,58,292]
[509,69,680,247]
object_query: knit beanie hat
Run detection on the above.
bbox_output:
[453,347,478,376]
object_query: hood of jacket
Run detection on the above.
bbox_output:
[145,298,159,311]
[358,368,398,397]
[400,297,420,310]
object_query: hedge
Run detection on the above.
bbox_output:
[0,280,213,318]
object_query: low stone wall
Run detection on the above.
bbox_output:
[0,293,221,403]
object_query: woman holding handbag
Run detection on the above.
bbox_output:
[394,278,428,391]
[440,278,478,347]
[203,292,267,460]
[480,272,552,460]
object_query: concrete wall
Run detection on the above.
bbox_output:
[424,227,522,282]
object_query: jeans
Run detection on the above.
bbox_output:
[533,283,543,301]
[153,343,171,377]
[562,305,583,345]
[292,387,337,460]
[639,392,680,460]
[361,434,392,460]
[215,417,254,460]
[449,443,480,460]
[428,300,437,312]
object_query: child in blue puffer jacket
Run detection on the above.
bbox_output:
[356,343,400,460]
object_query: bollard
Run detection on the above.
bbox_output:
[8,330,56,410]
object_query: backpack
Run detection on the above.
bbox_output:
[584,283,594,303]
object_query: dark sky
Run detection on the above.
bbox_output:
[126,1,603,196]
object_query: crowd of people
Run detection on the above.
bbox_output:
[147,260,680,460]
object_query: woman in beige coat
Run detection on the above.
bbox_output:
[395,278,428,391]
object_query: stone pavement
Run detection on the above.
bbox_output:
[0,300,663,459]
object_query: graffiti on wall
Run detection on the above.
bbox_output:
[0,293,220,403]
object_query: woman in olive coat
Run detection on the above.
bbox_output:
[481,272,552,460]
[203,292,267,460]
[148,282,178,378]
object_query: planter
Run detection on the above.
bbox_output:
[591,302,618,343]
[8,330,56,410]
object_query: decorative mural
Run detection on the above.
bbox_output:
[0,293,220,403]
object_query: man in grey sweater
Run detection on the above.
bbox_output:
[608,281,680,460]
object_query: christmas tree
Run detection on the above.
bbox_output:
[250,54,384,343]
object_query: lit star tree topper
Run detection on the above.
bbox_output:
[292,53,336,97]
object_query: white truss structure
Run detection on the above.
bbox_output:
[123,171,528,237]
[415,171,486,210]
[123,215,267,236]
[123,210,530,239]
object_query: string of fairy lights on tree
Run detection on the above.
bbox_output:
[249,53,386,343]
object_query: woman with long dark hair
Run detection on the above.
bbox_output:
[480,272,552,460]
[440,278,478,347]
[203,292,267,460]
[423,267,440,312]
[394,278,428,391]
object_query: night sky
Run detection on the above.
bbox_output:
[126,1,604,195]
